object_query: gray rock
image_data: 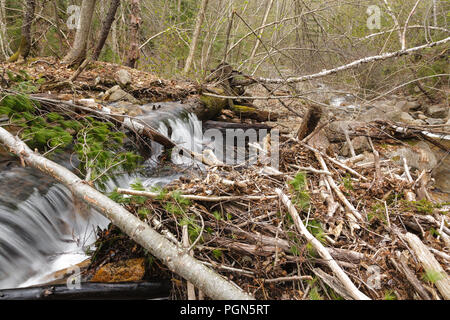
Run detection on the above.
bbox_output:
[358,103,396,122]
[426,104,449,119]
[341,136,370,156]
[104,85,139,104]
[115,69,132,87]
[385,110,422,125]
[425,118,445,125]
[388,141,437,172]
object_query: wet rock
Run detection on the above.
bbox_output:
[388,141,437,172]
[115,69,132,88]
[103,85,139,104]
[90,258,146,283]
[426,104,449,119]
[108,101,143,116]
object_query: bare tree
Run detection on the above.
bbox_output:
[8,0,36,62]
[0,0,11,60]
[125,0,141,68]
[183,0,209,74]
[92,0,121,61]
[62,0,97,65]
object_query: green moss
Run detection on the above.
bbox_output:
[199,94,227,119]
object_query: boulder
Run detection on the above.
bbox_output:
[341,136,371,157]
[103,85,139,104]
[396,100,421,112]
[388,141,437,172]
[115,69,132,88]
[426,104,449,119]
[385,111,423,125]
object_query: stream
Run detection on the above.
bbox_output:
[0,107,206,290]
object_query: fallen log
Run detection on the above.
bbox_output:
[276,188,370,300]
[0,127,254,300]
[0,281,170,300]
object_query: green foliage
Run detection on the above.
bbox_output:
[1,90,142,188]
[422,270,445,284]
[384,290,397,300]
[74,117,142,189]
[289,172,310,211]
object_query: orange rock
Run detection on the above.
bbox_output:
[91,258,146,283]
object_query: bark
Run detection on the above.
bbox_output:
[8,0,35,62]
[183,0,209,74]
[0,0,11,59]
[92,0,120,61]
[125,0,141,68]
[0,127,254,300]
[62,0,97,66]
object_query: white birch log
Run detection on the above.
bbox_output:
[276,188,370,300]
[0,127,253,300]
[256,37,450,84]
[403,232,450,300]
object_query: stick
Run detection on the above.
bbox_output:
[116,188,277,202]
[276,189,370,300]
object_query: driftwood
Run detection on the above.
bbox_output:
[402,232,450,300]
[276,189,370,300]
[0,281,170,300]
[0,127,254,300]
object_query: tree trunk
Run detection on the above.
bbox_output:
[92,0,120,61]
[247,0,274,70]
[62,0,97,66]
[183,0,209,75]
[0,0,11,60]
[125,0,141,68]
[0,127,252,300]
[8,0,35,62]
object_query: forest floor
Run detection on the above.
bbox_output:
[1,59,449,300]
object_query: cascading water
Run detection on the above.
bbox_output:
[0,108,207,290]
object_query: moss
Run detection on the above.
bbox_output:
[199,94,227,119]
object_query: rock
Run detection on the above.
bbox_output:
[426,104,449,119]
[385,111,422,125]
[109,101,143,116]
[388,141,438,172]
[399,100,421,112]
[341,136,370,157]
[425,118,445,125]
[90,258,146,283]
[103,85,139,104]
[115,69,132,88]
[358,102,396,122]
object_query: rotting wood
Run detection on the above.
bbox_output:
[402,232,450,300]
